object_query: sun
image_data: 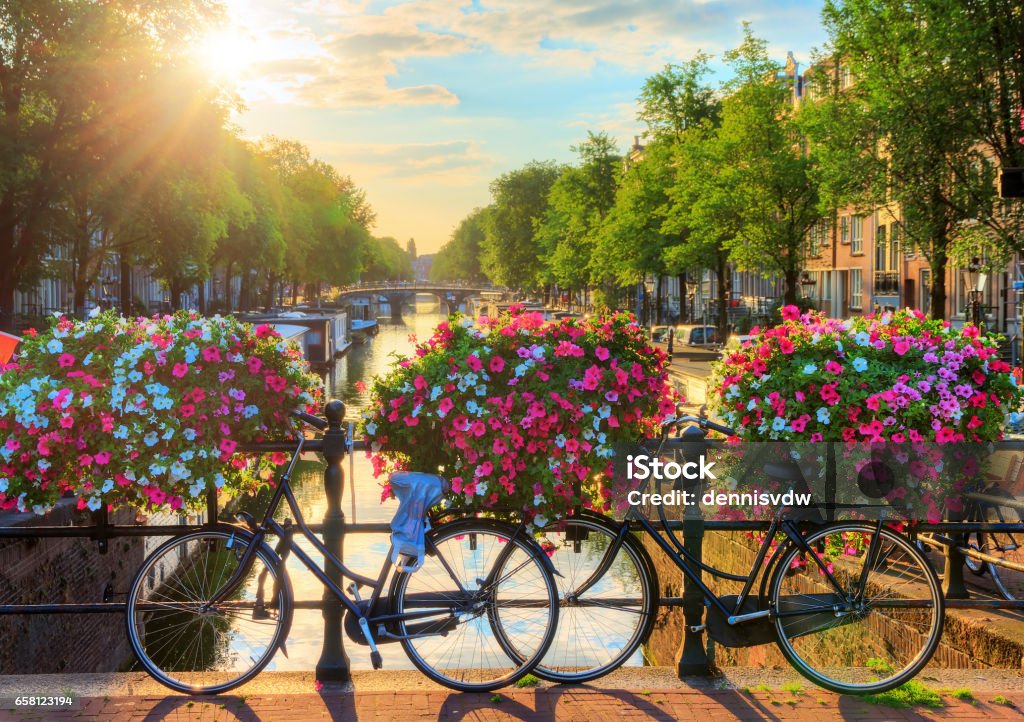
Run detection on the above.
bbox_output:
[194,27,259,81]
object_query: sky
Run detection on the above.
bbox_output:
[200,0,829,254]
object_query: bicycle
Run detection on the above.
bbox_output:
[125,411,560,694]
[501,414,945,695]
[917,483,1024,601]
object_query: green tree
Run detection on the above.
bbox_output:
[536,132,621,307]
[716,26,822,305]
[362,236,413,281]
[594,53,720,320]
[258,136,374,304]
[637,54,720,141]
[663,128,741,335]
[480,160,563,291]
[818,0,1011,318]
[431,207,489,282]
[0,0,222,325]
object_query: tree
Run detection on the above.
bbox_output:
[258,136,374,303]
[662,128,742,335]
[638,54,720,142]
[536,132,621,307]
[593,53,720,320]
[0,0,222,325]
[362,236,413,281]
[480,161,563,290]
[406,237,417,261]
[716,26,822,306]
[818,0,1009,318]
[593,139,677,317]
[431,208,489,283]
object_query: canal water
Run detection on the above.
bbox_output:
[132,300,647,675]
[270,301,450,671]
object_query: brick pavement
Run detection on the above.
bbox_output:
[2,687,1023,721]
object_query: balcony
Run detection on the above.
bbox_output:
[873,271,900,297]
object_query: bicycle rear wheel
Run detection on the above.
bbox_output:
[389,518,558,691]
[126,527,292,694]
[770,524,943,695]
[498,514,658,683]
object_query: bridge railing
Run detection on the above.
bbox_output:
[3,412,1024,681]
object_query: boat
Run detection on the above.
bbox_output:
[350,318,379,343]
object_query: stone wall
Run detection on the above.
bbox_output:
[644,529,1024,671]
[0,501,148,674]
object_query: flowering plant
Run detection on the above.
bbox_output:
[362,308,677,526]
[0,310,323,515]
[705,307,1021,522]
[709,307,1020,444]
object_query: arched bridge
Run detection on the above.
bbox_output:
[336,282,505,320]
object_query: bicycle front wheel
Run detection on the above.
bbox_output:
[126,527,292,694]
[506,514,658,682]
[770,524,943,695]
[977,487,1024,600]
[389,518,558,691]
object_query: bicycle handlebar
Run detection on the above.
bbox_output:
[292,410,328,431]
[668,414,736,437]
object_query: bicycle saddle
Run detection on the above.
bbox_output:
[763,461,804,481]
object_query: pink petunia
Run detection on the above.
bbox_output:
[58,353,75,368]
[172,362,189,378]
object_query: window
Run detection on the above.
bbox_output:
[820,219,830,247]
[808,223,820,257]
[850,269,863,310]
[875,225,887,271]
[851,216,863,254]
[840,66,852,89]
[840,216,851,244]
[889,225,900,269]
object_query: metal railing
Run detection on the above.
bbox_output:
[874,271,900,296]
[2,407,1023,681]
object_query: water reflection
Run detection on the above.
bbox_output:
[272,302,450,670]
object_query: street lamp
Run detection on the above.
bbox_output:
[100,276,115,311]
[962,257,986,328]
[643,275,656,326]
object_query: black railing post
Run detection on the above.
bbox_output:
[676,424,712,676]
[316,399,351,681]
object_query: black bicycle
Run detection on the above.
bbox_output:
[125,411,560,694]
[503,414,945,695]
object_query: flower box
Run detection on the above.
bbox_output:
[0,310,323,514]
[362,308,677,525]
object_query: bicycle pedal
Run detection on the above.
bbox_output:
[370,651,383,670]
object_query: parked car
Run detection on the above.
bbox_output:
[678,325,719,346]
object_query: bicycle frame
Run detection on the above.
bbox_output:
[565,429,887,625]
[204,433,517,644]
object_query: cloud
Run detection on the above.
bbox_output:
[234,0,825,109]
[312,139,497,186]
